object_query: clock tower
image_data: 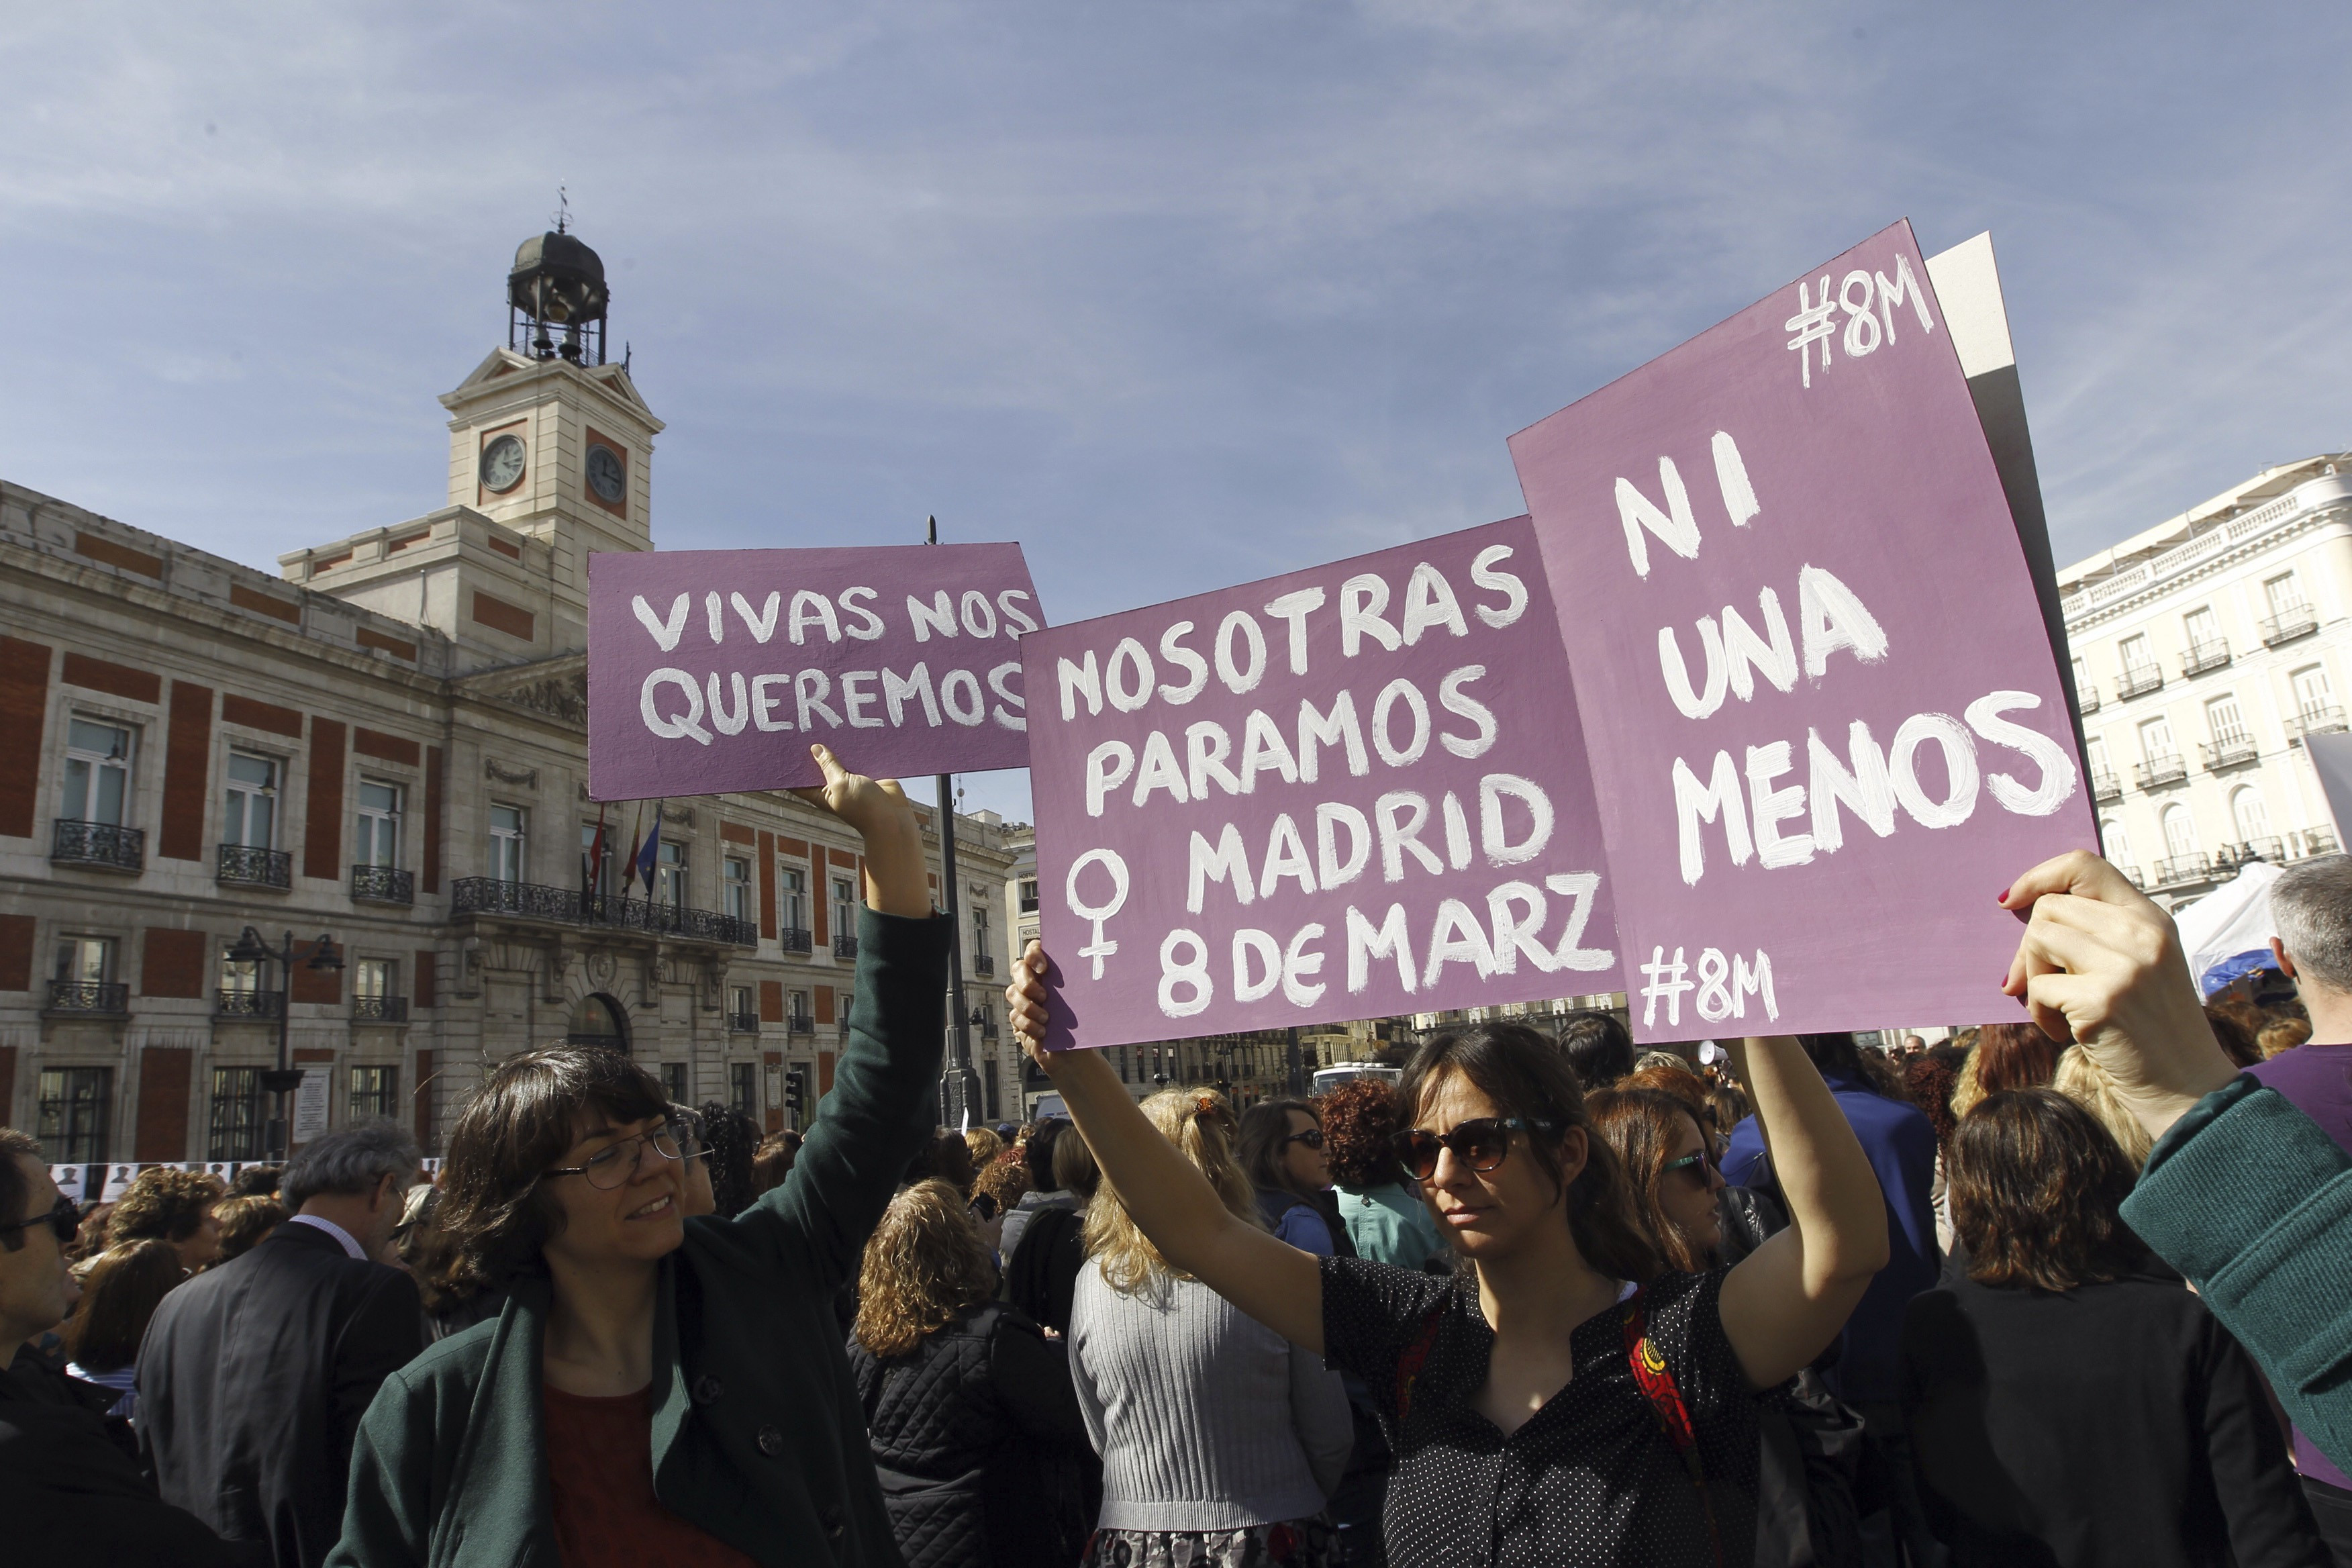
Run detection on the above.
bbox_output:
[281,224,663,664]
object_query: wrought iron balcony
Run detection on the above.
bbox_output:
[2299,827,2341,858]
[2134,754,2188,789]
[52,819,143,872]
[214,987,285,1020]
[2299,705,2349,738]
[2117,865,2147,891]
[973,952,996,979]
[834,932,859,959]
[217,843,291,889]
[2090,767,2123,803]
[351,865,414,905]
[2220,837,2285,867]
[450,877,758,946]
[787,1013,815,1036]
[2261,606,2320,646]
[777,926,813,956]
[2116,664,2165,700]
[727,1010,759,1034]
[2153,854,2211,887]
[352,995,409,1023]
[46,980,127,1016]
[979,1020,1001,1040]
[2075,684,2101,715]
[2181,638,2232,677]
[2200,735,2259,771]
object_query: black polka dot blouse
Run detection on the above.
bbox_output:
[1319,1255,1759,1567]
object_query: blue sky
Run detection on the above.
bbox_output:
[2,3,2345,821]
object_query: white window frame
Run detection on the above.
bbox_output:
[60,716,135,826]
[223,750,280,848]
[489,803,526,884]
[355,778,403,869]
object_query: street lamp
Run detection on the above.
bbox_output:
[229,926,342,1162]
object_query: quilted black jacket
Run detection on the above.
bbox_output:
[849,1300,1091,1568]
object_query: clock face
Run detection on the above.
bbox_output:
[479,434,526,493]
[586,444,626,504]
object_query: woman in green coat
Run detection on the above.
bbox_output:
[329,746,947,1567]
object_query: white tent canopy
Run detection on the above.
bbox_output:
[2171,861,2287,995]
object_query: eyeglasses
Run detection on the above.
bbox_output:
[544,1128,707,1191]
[1392,1116,1559,1181]
[0,1195,79,1253]
[1283,1128,1325,1151]
[1661,1149,1716,1182]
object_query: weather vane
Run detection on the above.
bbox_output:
[554,184,570,234]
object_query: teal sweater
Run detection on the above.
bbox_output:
[2121,1075,2352,1477]
[327,908,948,1568]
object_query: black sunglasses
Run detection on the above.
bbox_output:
[0,1194,79,1253]
[1662,1148,1717,1181]
[1392,1116,1559,1181]
[1282,1128,1325,1150]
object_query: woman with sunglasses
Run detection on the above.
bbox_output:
[1236,1097,1354,1258]
[330,746,950,1568]
[1009,944,1888,1567]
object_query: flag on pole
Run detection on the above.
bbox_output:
[582,805,608,905]
[636,802,665,897]
[622,803,645,901]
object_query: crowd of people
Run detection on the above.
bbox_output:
[4,749,2352,1568]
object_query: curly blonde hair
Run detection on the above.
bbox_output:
[2052,1046,2154,1170]
[853,1179,997,1359]
[1084,1090,1263,1294]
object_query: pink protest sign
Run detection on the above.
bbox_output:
[1509,219,2094,1041]
[588,544,1041,798]
[1024,517,1617,1051]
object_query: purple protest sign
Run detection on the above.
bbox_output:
[1508,219,2095,1041]
[588,544,1041,798]
[1025,517,1617,1051]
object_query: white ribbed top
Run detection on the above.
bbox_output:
[1070,1263,1353,1531]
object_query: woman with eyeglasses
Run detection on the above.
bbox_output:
[1009,944,1888,1567]
[1236,1097,1355,1259]
[1068,1088,1354,1567]
[329,747,950,1568]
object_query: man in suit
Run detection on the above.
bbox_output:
[140,1120,424,1568]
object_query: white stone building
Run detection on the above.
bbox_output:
[2060,454,2352,905]
[0,229,1022,1165]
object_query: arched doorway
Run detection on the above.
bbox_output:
[568,991,630,1052]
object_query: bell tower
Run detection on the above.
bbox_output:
[439,222,665,579]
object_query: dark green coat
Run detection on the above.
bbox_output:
[328,908,948,1568]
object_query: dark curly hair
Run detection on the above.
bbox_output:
[699,1101,763,1218]
[438,1046,671,1289]
[1320,1076,1409,1191]
[1902,1052,1962,1156]
[108,1167,224,1246]
[1950,1087,2143,1293]
[1403,1023,1661,1283]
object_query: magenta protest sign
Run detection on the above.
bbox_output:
[1024,517,1616,1051]
[1508,219,2094,1040]
[588,544,1040,799]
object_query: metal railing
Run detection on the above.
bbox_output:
[2200,735,2259,771]
[52,819,143,871]
[973,952,996,979]
[2117,865,2147,891]
[778,927,813,956]
[787,1014,815,1036]
[2090,768,2123,803]
[2076,685,2101,715]
[352,995,409,1023]
[450,877,758,946]
[979,1021,1000,1040]
[46,980,127,1015]
[2261,606,2320,646]
[213,988,285,1020]
[217,844,291,889]
[2116,664,2165,700]
[726,1010,759,1034]
[2301,705,2350,738]
[2299,827,2341,858]
[2153,854,2210,887]
[2182,638,2232,676]
[2134,754,2188,789]
[351,865,414,904]
[2220,837,2285,867]
[834,932,860,959]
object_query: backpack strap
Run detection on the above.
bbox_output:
[1392,1302,1445,1422]
[1622,1288,1726,1568]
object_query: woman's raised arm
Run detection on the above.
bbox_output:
[1716,1034,1891,1389]
[1007,942,1327,1353]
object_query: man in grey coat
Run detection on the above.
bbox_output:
[140,1122,423,1568]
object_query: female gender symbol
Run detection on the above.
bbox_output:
[1065,848,1131,980]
